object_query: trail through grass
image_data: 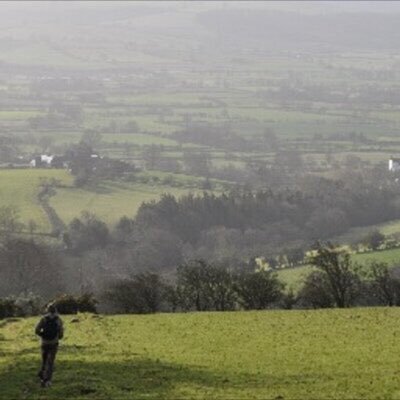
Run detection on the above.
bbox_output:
[0,169,73,233]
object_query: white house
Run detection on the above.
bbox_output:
[30,155,54,168]
[389,157,400,172]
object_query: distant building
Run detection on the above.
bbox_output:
[389,157,400,172]
[30,154,69,169]
[30,155,54,168]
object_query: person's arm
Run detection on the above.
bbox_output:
[58,318,64,340]
[35,318,44,337]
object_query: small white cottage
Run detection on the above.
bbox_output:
[30,155,54,168]
[389,157,400,172]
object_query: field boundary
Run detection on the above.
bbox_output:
[37,183,66,236]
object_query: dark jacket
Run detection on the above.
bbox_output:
[35,313,64,345]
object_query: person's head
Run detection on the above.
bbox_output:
[47,304,57,315]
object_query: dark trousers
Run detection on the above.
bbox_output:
[40,343,58,382]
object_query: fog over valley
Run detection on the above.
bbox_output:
[2,0,400,339]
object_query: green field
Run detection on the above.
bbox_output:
[380,221,400,236]
[1,309,400,399]
[0,169,73,232]
[0,110,44,120]
[101,133,180,146]
[50,180,203,227]
[353,247,400,267]
[3,5,400,172]
[278,247,400,292]
[334,220,400,244]
[0,169,216,231]
[277,265,314,291]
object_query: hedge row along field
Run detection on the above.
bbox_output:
[1,308,399,399]
[0,169,72,233]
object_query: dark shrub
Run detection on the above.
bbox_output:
[298,271,334,309]
[0,299,21,319]
[103,273,166,314]
[52,293,97,314]
[14,293,44,317]
[52,294,79,314]
[365,262,400,306]
[362,230,385,251]
[176,260,237,312]
[77,293,98,313]
[234,270,284,310]
[281,288,298,310]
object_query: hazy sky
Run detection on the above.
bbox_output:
[3,1,400,17]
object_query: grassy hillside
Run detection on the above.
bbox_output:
[1,309,400,399]
[333,220,400,244]
[353,247,400,266]
[0,169,73,232]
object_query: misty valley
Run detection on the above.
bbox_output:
[2,2,400,399]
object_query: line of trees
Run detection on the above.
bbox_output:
[54,169,400,287]
[103,260,284,314]
[102,245,400,314]
[2,244,400,318]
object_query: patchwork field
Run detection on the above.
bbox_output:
[1,309,400,399]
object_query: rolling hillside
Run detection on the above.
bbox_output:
[1,309,399,399]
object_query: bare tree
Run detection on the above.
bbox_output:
[309,243,360,308]
[366,262,400,306]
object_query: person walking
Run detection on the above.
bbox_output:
[35,304,64,388]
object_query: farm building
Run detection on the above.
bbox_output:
[30,154,66,168]
[30,155,54,168]
[389,157,400,172]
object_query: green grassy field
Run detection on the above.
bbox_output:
[0,110,44,120]
[277,265,314,291]
[330,220,400,251]
[0,169,73,232]
[379,220,400,236]
[0,169,217,231]
[50,180,203,227]
[353,247,400,266]
[278,247,400,292]
[1,309,400,399]
[101,133,180,146]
